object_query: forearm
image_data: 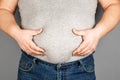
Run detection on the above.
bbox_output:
[0,9,21,39]
[94,3,120,39]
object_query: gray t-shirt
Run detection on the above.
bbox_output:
[18,0,98,63]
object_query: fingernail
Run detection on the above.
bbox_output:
[40,48,45,52]
[40,28,43,32]
[73,50,77,54]
[72,51,77,56]
[43,49,46,52]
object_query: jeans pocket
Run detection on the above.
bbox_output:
[80,54,95,73]
[18,53,35,72]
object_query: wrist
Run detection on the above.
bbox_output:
[9,26,22,40]
[92,26,105,40]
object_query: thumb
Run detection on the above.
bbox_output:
[32,28,43,36]
[72,29,85,36]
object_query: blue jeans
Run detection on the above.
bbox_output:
[18,50,96,80]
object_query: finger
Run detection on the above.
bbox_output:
[29,41,45,53]
[79,42,92,54]
[80,45,96,56]
[25,43,45,55]
[80,50,94,56]
[30,52,45,56]
[26,47,45,56]
[19,41,30,53]
[20,42,33,54]
[32,28,43,36]
[73,41,88,55]
[23,40,44,55]
[72,29,85,36]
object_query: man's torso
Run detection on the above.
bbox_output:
[18,0,98,63]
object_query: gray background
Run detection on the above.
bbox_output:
[0,4,120,80]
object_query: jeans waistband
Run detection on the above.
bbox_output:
[21,50,94,68]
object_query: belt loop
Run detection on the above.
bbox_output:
[78,60,81,67]
[33,58,38,64]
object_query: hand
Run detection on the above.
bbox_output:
[72,28,100,56]
[15,28,45,56]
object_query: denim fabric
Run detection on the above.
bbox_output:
[17,51,96,80]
